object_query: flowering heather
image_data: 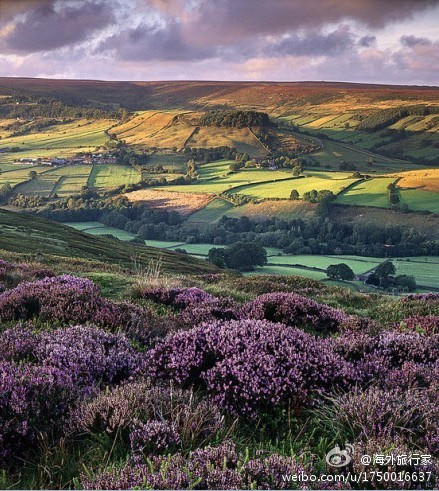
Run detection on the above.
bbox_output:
[402,293,439,302]
[242,292,347,332]
[0,275,103,323]
[0,274,152,335]
[68,381,224,448]
[82,441,311,490]
[0,361,76,465]
[130,419,181,457]
[148,319,355,416]
[321,386,437,450]
[34,325,141,388]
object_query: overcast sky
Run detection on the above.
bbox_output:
[0,0,438,84]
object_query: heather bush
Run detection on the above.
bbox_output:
[0,361,76,465]
[34,325,141,389]
[82,441,312,490]
[68,381,225,449]
[148,319,355,416]
[317,386,437,451]
[0,325,141,389]
[0,259,55,289]
[0,275,103,323]
[0,274,153,335]
[242,292,346,333]
[130,419,181,458]
[373,293,439,324]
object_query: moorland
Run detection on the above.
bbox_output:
[0,78,438,490]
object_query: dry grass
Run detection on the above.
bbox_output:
[125,189,213,215]
[395,169,439,192]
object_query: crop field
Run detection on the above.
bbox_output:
[337,177,397,207]
[0,119,113,162]
[125,189,213,215]
[268,254,379,274]
[12,177,55,197]
[399,189,439,213]
[396,168,439,192]
[88,164,141,189]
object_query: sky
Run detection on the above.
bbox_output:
[0,0,438,85]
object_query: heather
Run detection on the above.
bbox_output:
[0,266,437,489]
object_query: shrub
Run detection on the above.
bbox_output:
[397,315,439,335]
[148,319,355,416]
[0,362,76,465]
[318,386,437,450]
[68,381,224,449]
[130,419,181,458]
[0,259,55,289]
[82,441,311,490]
[242,292,346,333]
[1,325,141,390]
[0,275,151,334]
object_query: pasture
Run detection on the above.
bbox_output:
[337,177,397,207]
[232,173,359,200]
[88,164,141,189]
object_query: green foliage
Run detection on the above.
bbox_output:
[199,110,270,128]
[326,263,355,281]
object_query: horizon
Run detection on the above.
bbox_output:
[0,76,438,89]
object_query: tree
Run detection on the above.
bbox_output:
[326,263,355,281]
[224,242,267,271]
[292,164,302,176]
[207,247,227,268]
[28,170,37,180]
[375,260,396,279]
[290,189,299,200]
[394,274,417,292]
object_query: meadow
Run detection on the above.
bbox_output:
[88,164,141,189]
[61,221,439,291]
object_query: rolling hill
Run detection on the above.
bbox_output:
[0,208,216,274]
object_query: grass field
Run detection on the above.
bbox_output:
[0,165,50,185]
[233,173,359,199]
[88,164,141,189]
[337,177,397,207]
[184,198,235,225]
[399,189,439,214]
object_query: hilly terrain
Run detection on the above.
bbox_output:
[0,78,438,292]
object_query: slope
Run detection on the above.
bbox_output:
[0,209,216,274]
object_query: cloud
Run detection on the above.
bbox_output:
[358,35,376,47]
[99,21,216,61]
[0,0,114,53]
[400,35,432,47]
[267,27,354,57]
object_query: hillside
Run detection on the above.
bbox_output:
[0,208,216,274]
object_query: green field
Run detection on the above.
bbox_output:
[88,164,141,189]
[233,173,359,199]
[162,168,296,195]
[61,222,439,290]
[185,198,235,225]
[399,189,439,214]
[337,177,397,207]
